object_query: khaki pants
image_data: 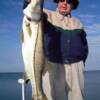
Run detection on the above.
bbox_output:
[42,61,84,100]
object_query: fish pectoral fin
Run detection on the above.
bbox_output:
[23,72,30,84]
[42,59,52,75]
[20,31,24,43]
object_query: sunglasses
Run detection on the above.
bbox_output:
[55,0,72,4]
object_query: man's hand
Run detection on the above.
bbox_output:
[23,0,43,22]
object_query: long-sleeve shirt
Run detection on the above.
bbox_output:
[43,9,88,64]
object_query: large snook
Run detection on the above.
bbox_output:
[21,0,47,100]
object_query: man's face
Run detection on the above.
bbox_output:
[57,0,72,15]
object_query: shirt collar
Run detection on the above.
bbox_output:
[56,8,71,21]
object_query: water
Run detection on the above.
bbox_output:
[84,71,100,100]
[0,71,100,100]
[0,73,32,100]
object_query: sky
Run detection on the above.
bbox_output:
[0,0,100,72]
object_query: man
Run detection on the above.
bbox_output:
[23,0,88,100]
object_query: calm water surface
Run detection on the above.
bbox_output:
[0,71,100,100]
